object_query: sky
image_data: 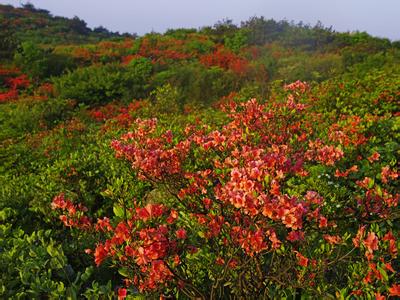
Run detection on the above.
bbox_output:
[1,0,399,40]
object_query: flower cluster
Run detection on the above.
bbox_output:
[53,85,399,298]
[284,80,309,94]
[111,119,190,180]
[51,193,91,229]
[0,68,30,102]
[89,203,194,292]
[200,46,249,75]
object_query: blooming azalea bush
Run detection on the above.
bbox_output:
[52,82,399,298]
[0,66,30,102]
[2,10,400,298]
[200,45,249,76]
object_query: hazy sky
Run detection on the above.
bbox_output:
[2,0,399,40]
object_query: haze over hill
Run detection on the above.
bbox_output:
[1,0,399,40]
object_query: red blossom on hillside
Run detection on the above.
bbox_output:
[381,166,398,184]
[175,228,187,239]
[200,46,249,75]
[389,284,400,297]
[94,243,109,266]
[383,231,398,257]
[287,230,305,242]
[50,90,399,297]
[284,80,309,93]
[367,152,380,163]
[363,232,379,254]
[323,234,342,245]
[306,141,344,166]
[51,193,91,229]
[118,288,127,300]
[295,251,309,267]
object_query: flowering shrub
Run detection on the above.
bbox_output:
[3,7,400,299]
[200,45,249,75]
[52,82,399,298]
[0,67,30,102]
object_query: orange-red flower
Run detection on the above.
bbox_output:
[176,228,187,239]
[363,232,379,253]
[118,288,127,300]
[389,284,400,297]
[295,251,309,267]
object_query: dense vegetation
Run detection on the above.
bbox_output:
[0,3,399,299]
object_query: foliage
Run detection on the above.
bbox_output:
[152,62,237,107]
[0,4,130,45]
[1,4,399,299]
[55,83,399,299]
[0,226,93,299]
[53,62,152,105]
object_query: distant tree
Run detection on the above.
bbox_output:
[164,28,197,39]
[393,40,400,48]
[21,2,36,11]
[241,17,288,45]
[14,41,48,80]
[212,18,238,43]
[0,23,18,60]
[120,32,137,38]
[225,29,249,53]
[22,2,50,15]
[69,16,90,35]
[93,26,111,35]
[214,18,237,34]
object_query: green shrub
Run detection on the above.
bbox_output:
[54,62,152,106]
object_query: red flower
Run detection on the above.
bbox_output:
[323,234,342,245]
[319,216,328,228]
[287,231,305,242]
[118,288,127,300]
[176,228,187,239]
[137,204,165,222]
[51,193,67,210]
[383,231,397,257]
[96,217,113,232]
[203,197,213,209]
[351,290,362,296]
[295,251,309,267]
[385,262,395,273]
[94,244,108,266]
[363,232,379,253]
[367,152,380,163]
[353,225,366,248]
[135,247,150,266]
[389,284,400,297]
[284,80,309,93]
[228,259,238,269]
[381,166,398,184]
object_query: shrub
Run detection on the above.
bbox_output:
[54,62,152,106]
[151,62,237,107]
[53,83,399,298]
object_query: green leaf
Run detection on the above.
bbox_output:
[375,185,382,197]
[368,178,375,189]
[377,265,389,282]
[81,267,93,282]
[118,267,129,277]
[113,204,125,218]
[46,243,57,258]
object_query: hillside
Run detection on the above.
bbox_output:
[0,3,131,59]
[0,3,399,299]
